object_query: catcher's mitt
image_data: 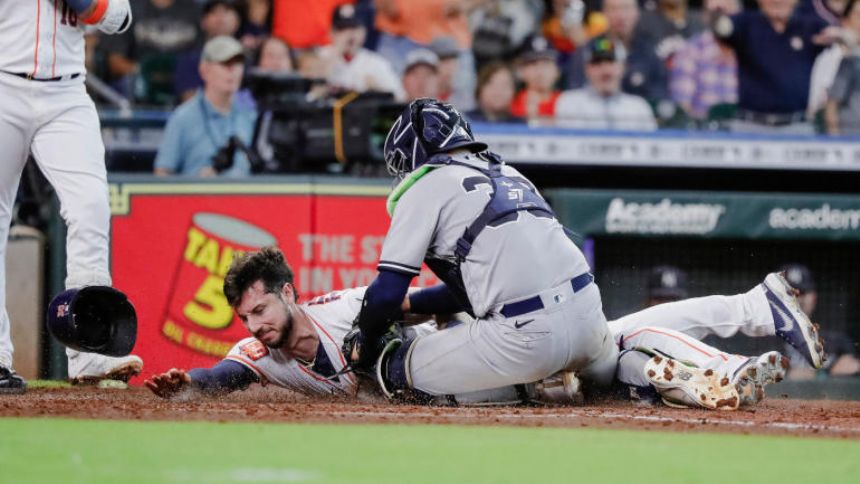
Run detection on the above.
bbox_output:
[341,321,403,374]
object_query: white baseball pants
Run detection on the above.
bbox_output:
[0,73,111,368]
[407,281,618,395]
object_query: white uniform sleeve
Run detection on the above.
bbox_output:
[377,177,444,276]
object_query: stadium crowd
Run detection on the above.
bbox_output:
[81,0,860,175]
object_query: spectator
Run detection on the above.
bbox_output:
[256,36,293,73]
[318,4,405,99]
[429,36,475,110]
[155,36,256,177]
[799,0,845,24]
[566,0,668,102]
[542,0,608,55]
[556,36,658,129]
[510,36,562,121]
[471,0,545,70]
[401,49,442,101]
[271,0,350,49]
[825,47,860,135]
[779,263,860,378]
[466,61,522,122]
[646,265,689,307]
[809,0,860,120]
[238,0,273,51]
[670,0,740,120]
[714,0,836,134]
[100,0,200,104]
[174,0,243,102]
[374,0,475,74]
[632,0,704,66]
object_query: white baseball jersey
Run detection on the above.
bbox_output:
[319,46,406,101]
[224,287,366,396]
[224,286,437,397]
[0,1,88,78]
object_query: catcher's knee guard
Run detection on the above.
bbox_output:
[375,336,433,404]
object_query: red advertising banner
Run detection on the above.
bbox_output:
[109,181,437,383]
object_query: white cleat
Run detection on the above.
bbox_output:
[645,356,739,411]
[68,350,143,385]
[733,351,790,407]
[762,272,825,369]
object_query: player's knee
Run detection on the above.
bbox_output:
[62,191,109,228]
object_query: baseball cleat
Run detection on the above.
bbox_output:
[762,272,825,369]
[733,351,790,407]
[68,352,143,385]
[0,365,26,394]
[644,356,739,411]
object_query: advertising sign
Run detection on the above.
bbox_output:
[109,181,437,381]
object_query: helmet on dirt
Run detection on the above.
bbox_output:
[383,98,488,177]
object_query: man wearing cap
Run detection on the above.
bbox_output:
[646,265,689,307]
[556,36,657,130]
[174,0,243,102]
[401,49,442,101]
[319,4,405,100]
[511,36,563,121]
[154,36,256,177]
[779,263,860,377]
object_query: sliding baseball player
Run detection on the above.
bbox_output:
[146,247,824,410]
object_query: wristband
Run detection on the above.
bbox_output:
[81,0,109,25]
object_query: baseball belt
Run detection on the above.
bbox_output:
[500,272,594,318]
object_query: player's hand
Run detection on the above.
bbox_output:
[145,368,192,399]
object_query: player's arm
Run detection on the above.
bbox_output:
[357,269,412,340]
[404,283,465,315]
[145,360,259,399]
[65,0,133,35]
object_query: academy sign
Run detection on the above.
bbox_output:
[605,198,726,235]
[770,204,860,231]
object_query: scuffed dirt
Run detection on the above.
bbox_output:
[2,386,860,439]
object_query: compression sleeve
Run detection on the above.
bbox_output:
[408,283,466,315]
[357,269,412,340]
[187,359,259,394]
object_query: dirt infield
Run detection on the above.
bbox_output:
[2,386,860,439]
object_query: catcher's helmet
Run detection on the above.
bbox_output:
[47,286,137,357]
[383,98,488,177]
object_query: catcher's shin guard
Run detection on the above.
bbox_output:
[375,336,433,404]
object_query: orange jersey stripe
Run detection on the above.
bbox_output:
[624,327,729,362]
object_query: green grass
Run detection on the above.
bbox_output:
[1,418,858,483]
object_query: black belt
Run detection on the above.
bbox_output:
[2,71,81,82]
[500,272,594,318]
[738,109,806,127]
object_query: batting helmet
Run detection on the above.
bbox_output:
[383,98,488,177]
[46,286,137,357]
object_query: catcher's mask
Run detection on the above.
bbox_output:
[383,98,488,177]
[47,286,137,356]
